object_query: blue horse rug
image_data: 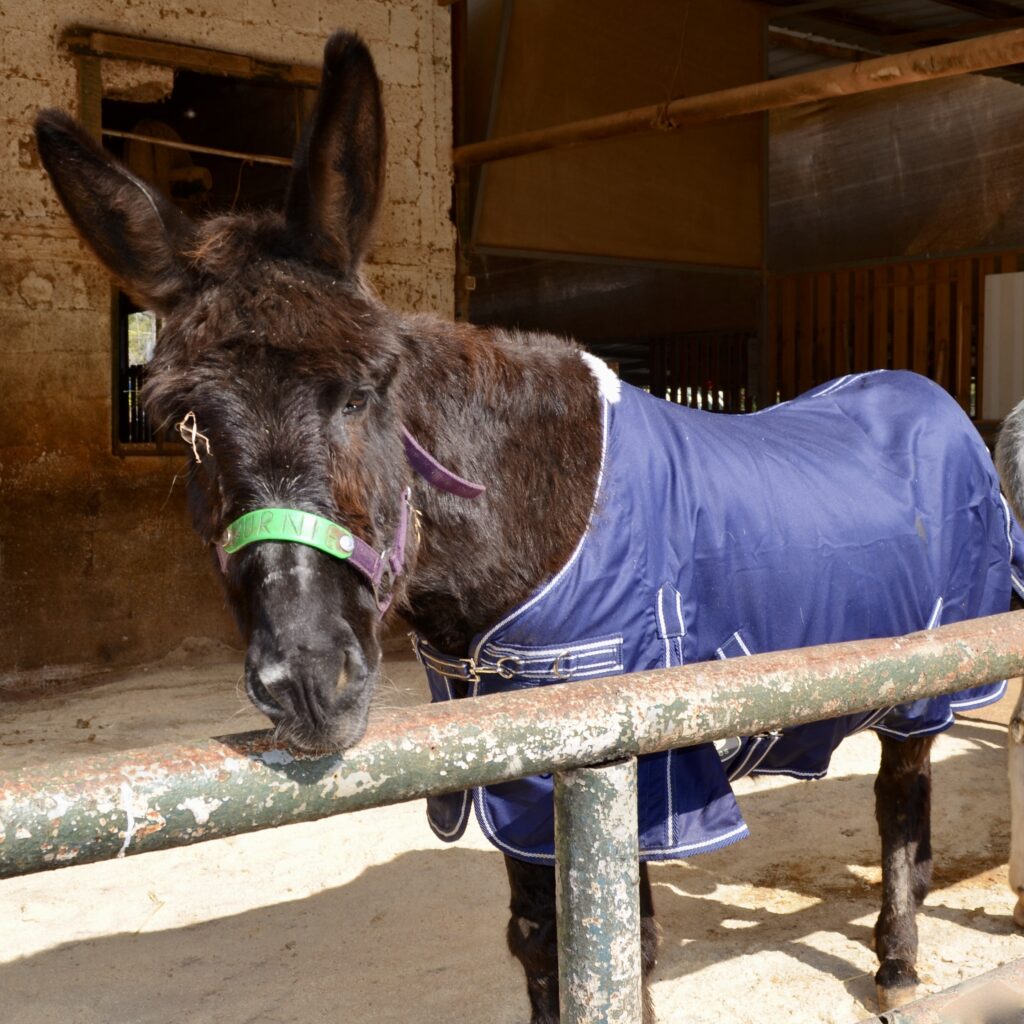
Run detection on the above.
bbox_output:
[418,369,1024,865]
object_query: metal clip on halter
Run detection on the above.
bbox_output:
[412,636,521,685]
[459,656,520,685]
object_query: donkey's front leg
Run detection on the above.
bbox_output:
[873,734,934,1011]
[504,855,660,1023]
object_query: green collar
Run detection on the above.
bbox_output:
[222,508,355,560]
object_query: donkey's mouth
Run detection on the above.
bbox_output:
[243,655,375,754]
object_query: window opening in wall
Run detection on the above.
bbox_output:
[101,66,315,453]
[118,295,159,444]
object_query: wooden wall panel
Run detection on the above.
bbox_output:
[473,0,763,267]
[652,331,754,411]
[767,252,1024,417]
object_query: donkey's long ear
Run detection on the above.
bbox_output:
[35,110,196,313]
[285,31,385,273]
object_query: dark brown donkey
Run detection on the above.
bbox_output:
[35,31,1021,1022]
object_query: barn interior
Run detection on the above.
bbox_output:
[458,0,1024,424]
[5,0,1024,679]
[4,2,1024,1021]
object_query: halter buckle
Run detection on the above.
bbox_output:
[460,656,520,684]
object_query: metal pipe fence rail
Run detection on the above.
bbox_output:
[4,612,1024,1022]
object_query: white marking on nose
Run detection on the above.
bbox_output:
[262,564,315,587]
[293,547,316,594]
[259,662,289,686]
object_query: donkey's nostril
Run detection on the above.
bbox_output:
[246,670,284,715]
[335,643,369,699]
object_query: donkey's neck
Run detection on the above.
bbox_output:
[397,317,605,654]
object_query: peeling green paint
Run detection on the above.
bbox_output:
[555,759,641,1024]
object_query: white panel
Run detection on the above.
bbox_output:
[983,271,1024,421]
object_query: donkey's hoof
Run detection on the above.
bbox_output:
[875,982,918,1013]
[1013,895,1024,929]
[875,959,919,1012]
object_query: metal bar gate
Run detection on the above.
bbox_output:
[4,612,1024,1022]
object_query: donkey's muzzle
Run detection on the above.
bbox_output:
[244,639,373,752]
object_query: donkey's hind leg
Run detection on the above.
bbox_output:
[504,855,660,1023]
[873,733,935,1012]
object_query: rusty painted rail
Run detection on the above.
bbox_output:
[3,611,1024,878]
[555,759,642,1022]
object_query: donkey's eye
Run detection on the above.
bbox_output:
[344,390,369,415]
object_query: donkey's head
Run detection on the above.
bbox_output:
[36,33,410,752]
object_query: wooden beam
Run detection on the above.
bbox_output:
[62,28,320,86]
[454,27,1024,169]
[101,129,293,167]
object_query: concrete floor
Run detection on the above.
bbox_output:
[1,645,1023,1023]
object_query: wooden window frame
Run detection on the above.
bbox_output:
[66,28,317,456]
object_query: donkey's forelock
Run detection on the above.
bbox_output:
[142,209,404,419]
[178,213,397,348]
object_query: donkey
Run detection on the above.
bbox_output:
[35,31,1024,1021]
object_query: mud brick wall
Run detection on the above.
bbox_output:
[0,1,455,680]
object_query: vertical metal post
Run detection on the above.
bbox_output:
[554,757,642,1024]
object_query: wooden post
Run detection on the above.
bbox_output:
[781,276,798,401]
[833,271,851,377]
[912,263,931,376]
[934,262,952,391]
[797,274,814,394]
[764,279,779,407]
[955,258,975,412]
[872,267,890,370]
[815,272,832,382]
[892,264,910,370]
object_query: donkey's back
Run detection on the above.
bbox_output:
[618,368,1019,663]
[636,368,1021,776]
[643,368,1020,659]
